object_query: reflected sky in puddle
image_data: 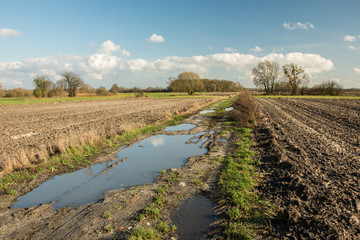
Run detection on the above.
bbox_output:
[225,107,234,111]
[12,133,209,210]
[200,109,215,114]
[164,123,196,131]
[171,195,215,239]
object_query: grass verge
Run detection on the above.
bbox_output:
[254,95,360,99]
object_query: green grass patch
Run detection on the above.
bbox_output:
[128,227,159,240]
[219,127,270,239]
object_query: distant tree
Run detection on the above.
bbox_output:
[169,71,202,95]
[283,63,309,95]
[312,80,342,96]
[33,75,53,97]
[60,71,84,97]
[252,61,280,95]
[0,82,2,91]
[79,82,95,93]
[109,83,121,94]
[95,86,111,96]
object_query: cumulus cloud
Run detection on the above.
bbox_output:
[250,46,264,53]
[0,42,335,89]
[98,40,130,56]
[355,67,360,74]
[283,22,315,30]
[148,33,165,43]
[224,47,238,52]
[0,28,22,38]
[344,35,357,42]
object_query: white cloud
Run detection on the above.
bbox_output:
[0,28,22,38]
[250,46,264,53]
[355,67,360,74]
[88,53,118,71]
[348,45,360,51]
[344,35,357,42]
[98,40,130,56]
[148,33,165,43]
[224,47,238,52]
[0,42,335,89]
[283,22,315,30]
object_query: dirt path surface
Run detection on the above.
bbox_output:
[0,98,216,173]
[254,98,360,239]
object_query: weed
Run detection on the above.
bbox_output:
[156,187,165,195]
[191,179,204,187]
[154,196,165,206]
[128,227,158,240]
[155,221,169,233]
[159,169,166,175]
[171,224,177,232]
[103,210,111,219]
[102,225,113,233]
[145,204,160,219]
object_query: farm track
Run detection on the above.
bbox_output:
[254,98,360,239]
[0,98,216,173]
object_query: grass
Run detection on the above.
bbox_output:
[128,227,159,240]
[254,95,360,99]
[219,127,270,239]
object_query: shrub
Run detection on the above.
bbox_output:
[4,88,33,97]
[231,91,260,127]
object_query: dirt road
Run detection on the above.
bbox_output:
[254,98,360,239]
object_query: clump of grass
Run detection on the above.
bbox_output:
[128,227,158,240]
[103,210,111,219]
[155,221,169,233]
[145,204,160,219]
[191,178,204,187]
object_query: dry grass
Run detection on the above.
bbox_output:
[231,90,260,127]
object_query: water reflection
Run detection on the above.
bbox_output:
[12,133,210,210]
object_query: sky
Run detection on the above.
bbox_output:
[1,0,360,89]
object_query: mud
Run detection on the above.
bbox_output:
[254,98,360,239]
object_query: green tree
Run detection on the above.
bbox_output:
[283,63,309,95]
[252,61,280,95]
[172,71,202,95]
[60,71,84,97]
[33,75,53,97]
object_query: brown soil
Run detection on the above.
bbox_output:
[254,98,360,239]
[0,98,217,174]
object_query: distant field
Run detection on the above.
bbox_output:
[254,95,360,99]
[0,92,232,105]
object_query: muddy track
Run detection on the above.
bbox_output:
[254,98,360,239]
[0,102,232,239]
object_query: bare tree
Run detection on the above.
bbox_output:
[60,71,84,97]
[252,61,280,95]
[283,63,309,95]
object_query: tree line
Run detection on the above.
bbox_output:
[252,61,343,95]
[168,71,242,95]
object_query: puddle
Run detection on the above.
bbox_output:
[12,133,210,210]
[217,139,227,143]
[225,107,234,111]
[164,123,196,131]
[171,195,215,240]
[200,109,215,114]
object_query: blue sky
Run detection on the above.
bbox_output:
[1,0,360,89]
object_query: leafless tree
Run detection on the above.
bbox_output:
[252,61,280,95]
[283,63,309,95]
[60,71,84,97]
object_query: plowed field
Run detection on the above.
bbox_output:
[255,98,360,239]
[0,98,216,174]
